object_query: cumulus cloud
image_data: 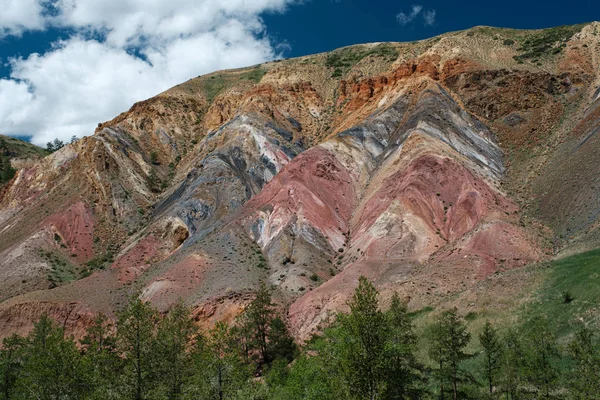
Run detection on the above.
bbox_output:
[396,4,436,27]
[0,0,295,145]
[0,0,47,36]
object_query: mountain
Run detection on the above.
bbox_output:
[0,23,599,340]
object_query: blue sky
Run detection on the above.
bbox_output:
[0,0,597,145]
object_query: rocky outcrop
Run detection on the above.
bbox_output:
[0,23,598,341]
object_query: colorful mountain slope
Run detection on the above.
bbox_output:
[0,23,599,341]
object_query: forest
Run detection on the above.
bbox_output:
[0,277,598,400]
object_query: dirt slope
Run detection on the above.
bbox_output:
[0,23,598,340]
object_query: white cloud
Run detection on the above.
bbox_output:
[396,5,422,26]
[0,0,46,36]
[423,9,436,26]
[396,4,436,27]
[0,0,295,146]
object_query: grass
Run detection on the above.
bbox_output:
[325,43,399,77]
[519,248,600,340]
[0,135,49,158]
[41,250,79,285]
[513,24,586,63]
[199,67,266,102]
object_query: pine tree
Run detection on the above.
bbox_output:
[17,314,90,399]
[568,325,600,399]
[147,169,161,193]
[428,308,472,400]
[383,292,422,399]
[245,281,276,366]
[524,319,560,399]
[199,321,250,400]
[479,320,502,396]
[81,313,121,400]
[117,299,158,400]
[230,311,253,365]
[53,138,64,151]
[0,156,15,184]
[154,301,199,399]
[338,276,388,400]
[0,334,25,400]
[267,317,297,363]
[500,328,525,400]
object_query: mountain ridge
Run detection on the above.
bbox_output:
[0,22,598,341]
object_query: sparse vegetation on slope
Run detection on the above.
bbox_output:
[513,24,586,63]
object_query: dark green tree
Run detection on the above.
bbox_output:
[230,311,253,365]
[53,138,64,151]
[338,276,388,400]
[196,321,251,400]
[383,292,422,399]
[500,328,525,400]
[117,299,158,400]
[16,314,90,400]
[428,308,472,400]
[0,156,15,184]
[479,320,503,396]
[0,334,25,400]
[245,281,276,366]
[524,319,560,399]
[154,301,199,399]
[267,316,297,363]
[568,325,600,399]
[147,169,161,193]
[80,313,121,400]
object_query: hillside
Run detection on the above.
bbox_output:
[0,22,598,342]
[0,135,49,186]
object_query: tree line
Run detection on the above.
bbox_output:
[46,136,78,152]
[0,139,16,185]
[0,277,598,399]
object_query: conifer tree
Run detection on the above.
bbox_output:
[0,334,25,400]
[428,308,472,400]
[0,156,15,184]
[200,321,250,400]
[479,320,502,396]
[245,281,276,366]
[384,292,422,399]
[154,301,199,399]
[117,299,158,400]
[568,325,600,399]
[500,328,525,400]
[338,276,388,400]
[81,313,121,400]
[524,319,560,399]
[17,314,90,400]
[267,317,297,363]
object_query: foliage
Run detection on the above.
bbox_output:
[568,325,600,399]
[0,274,599,399]
[513,24,585,62]
[200,68,266,102]
[46,138,65,152]
[325,43,399,76]
[479,320,502,395]
[427,308,473,400]
[337,276,389,399]
[521,248,600,338]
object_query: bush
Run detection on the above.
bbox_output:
[562,290,574,304]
